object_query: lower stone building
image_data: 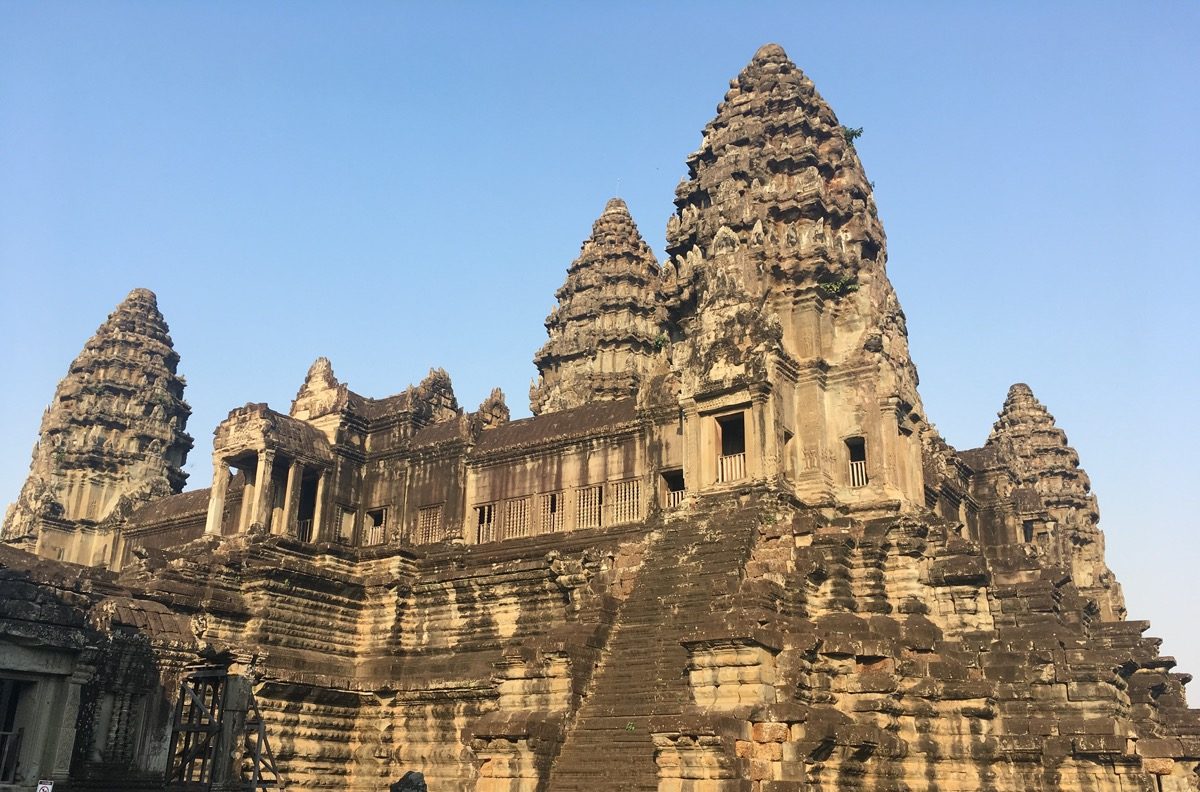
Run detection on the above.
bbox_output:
[1,43,1196,792]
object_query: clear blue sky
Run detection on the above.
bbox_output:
[2,3,1198,674]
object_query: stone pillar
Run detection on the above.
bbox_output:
[311,470,327,542]
[205,459,231,536]
[750,390,775,481]
[248,450,275,532]
[237,461,255,533]
[793,369,833,502]
[281,461,303,536]
[680,400,702,491]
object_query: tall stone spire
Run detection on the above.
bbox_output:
[663,44,915,385]
[661,44,926,508]
[531,197,667,415]
[986,383,1125,618]
[3,288,193,564]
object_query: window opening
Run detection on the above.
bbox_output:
[0,678,30,783]
[846,437,868,487]
[476,504,496,544]
[716,413,747,483]
[662,469,686,509]
[296,472,318,542]
[609,480,641,524]
[365,508,387,546]
[1022,520,1035,544]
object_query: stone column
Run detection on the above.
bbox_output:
[876,398,901,500]
[311,470,327,542]
[680,399,701,492]
[281,460,303,536]
[205,459,231,536]
[237,461,255,533]
[248,450,275,532]
[750,390,775,481]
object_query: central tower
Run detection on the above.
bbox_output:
[661,43,926,510]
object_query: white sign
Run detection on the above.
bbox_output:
[36,782,54,792]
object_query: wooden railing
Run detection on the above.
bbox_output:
[849,460,868,488]
[718,452,746,483]
[666,489,686,509]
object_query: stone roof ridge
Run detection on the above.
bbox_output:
[530,197,668,415]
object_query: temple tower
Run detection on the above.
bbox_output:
[661,44,925,510]
[531,197,667,415]
[2,288,193,566]
[985,383,1125,618]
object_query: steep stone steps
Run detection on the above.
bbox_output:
[548,511,759,791]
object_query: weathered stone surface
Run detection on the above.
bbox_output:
[0,41,1196,792]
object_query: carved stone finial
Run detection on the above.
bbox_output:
[477,388,509,429]
[415,368,461,424]
[290,357,344,420]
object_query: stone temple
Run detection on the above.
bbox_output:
[1,43,1196,792]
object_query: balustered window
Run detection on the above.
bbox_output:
[609,479,640,525]
[476,503,496,543]
[846,437,868,488]
[577,486,603,530]
[364,508,387,546]
[662,469,686,509]
[504,497,531,539]
[417,504,444,543]
[539,492,562,534]
[716,412,747,483]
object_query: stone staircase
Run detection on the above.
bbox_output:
[548,509,758,791]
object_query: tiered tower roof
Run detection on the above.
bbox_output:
[531,198,666,415]
[661,44,921,413]
[985,382,1124,618]
[3,288,192,538]
[986,383,1095,512]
